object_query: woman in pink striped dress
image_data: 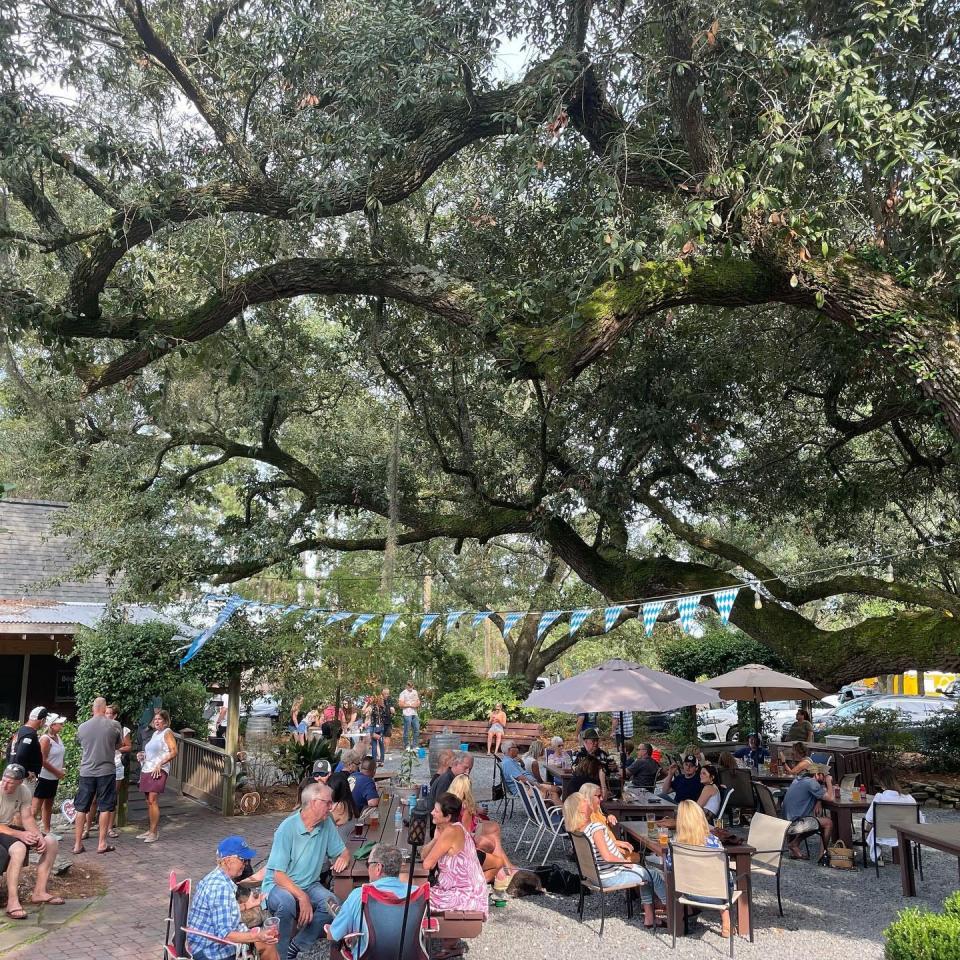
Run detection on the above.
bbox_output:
[422,793,490,922]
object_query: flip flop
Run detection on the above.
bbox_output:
[5,908,28,920]
[96,845,116,854]
[31,896,65,906]
[72,846,86,855]
[107,829,119,839]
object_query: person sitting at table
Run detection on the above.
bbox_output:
[779,741,815,777]
[561,754,605,801]
[486,703,507,755]
[697,764,723,822]
[572,728,610,768]
[627,742,661,789]
[334,749,359,775]
[563,788,666,929]
[423,793,489,960]
[782,764,833,864]
[429,751,474,811]
[349,757,380,811]
[784,709,814,743]
[718,751,737,772]
[523,740,547,782]
[298,759,332,804]
[326,771,358,826]
[660,754,703,804]
[864,768,922,863]
[501,742,561,804]
[447,774,515,882]
[325,844,409,956]
[733,732,769,768]
[187,834,279,960]
[670,800,733,939]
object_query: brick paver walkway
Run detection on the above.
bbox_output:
[8,798,289,960]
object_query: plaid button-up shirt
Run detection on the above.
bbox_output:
[186,866,246,960]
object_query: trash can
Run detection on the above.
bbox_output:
[428,731,460,776]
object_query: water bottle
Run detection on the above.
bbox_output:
[408,794,416,819]
[394,806,403,835]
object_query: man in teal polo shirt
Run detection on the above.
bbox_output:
[262,782,351,960]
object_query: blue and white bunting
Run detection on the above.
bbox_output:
[472,611,492,628]
[180,595,246,666]
[569,608,592,636]
[677,595,702,633]
[380,614,400,641]
[604,605,625,633]
[642,600,666,636]
[537,610,563,640]
[713,587,740,625]
[500,612,525,637]
[445,611,465,632]
[326,611,353,627]
[350,613,375,635]
[419,613,439,637]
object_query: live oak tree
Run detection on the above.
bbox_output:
[1,0,960,689]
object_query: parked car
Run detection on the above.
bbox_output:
[812,694,956,738]
[697,703,739,742]
[940,679,960,699]
[203,694,281,722]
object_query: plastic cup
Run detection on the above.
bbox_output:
[417,747,427,760]
[263,916,280,939]
[658,828,669,847]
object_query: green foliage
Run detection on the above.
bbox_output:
[656,626,790,681]
[825,708,917,768]
[433,678,530,721]
[0,720,80,806]
[915,711,960,772]
[272,737,341,783]
[884,895,960,960]
[669,708,699,751]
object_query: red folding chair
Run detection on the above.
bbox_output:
[163,871,254,960]
[331,882,438,960]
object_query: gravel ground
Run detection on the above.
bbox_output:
[306,754,959,958]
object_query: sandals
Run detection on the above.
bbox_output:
[107,829,120,839]
[644,918,668,929]
[96,845,116,854]
[71,846,86,855]
[30,896,65,906]
[5,908,28,920]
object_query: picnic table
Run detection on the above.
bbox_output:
[893,822,960,896]
[620,822,755,939]
[819,792,872,848]
[603,793,677,819]
[752,772,794,788]
[545,761,575,783]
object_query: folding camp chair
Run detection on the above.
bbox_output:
[329,882,438,960]
[163,871,251,960]
[525,782,567,864]
[493,756,517,822]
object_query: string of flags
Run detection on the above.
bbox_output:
[179,583,748,666]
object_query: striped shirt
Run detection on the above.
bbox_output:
[584,821,625,875]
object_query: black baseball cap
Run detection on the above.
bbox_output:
[312,759,332,777]
[582,728,600,740]
[682,754,698,765]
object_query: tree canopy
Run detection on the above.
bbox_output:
[2,0,960,688]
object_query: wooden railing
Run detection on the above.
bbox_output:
[167,732,237,815]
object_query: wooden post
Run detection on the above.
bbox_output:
[222,672,240,817]
[116,776,129,827]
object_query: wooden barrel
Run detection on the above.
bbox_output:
[428,731,460,776]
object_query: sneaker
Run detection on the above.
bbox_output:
[286,945,300,960]
[327,900,341,918]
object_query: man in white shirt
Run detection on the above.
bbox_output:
[397,681,421,750]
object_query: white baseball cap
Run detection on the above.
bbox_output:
[28,706,48,721]
[45,713,67,726]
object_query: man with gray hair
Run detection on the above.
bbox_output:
[326,844,407,956]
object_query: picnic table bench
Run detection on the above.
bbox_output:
[422,719,543,748]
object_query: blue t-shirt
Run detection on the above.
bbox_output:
[350,772,379,810]
[782,776,825,820]
[578,712,598,728]
[500,755,532,793]
[733,745,769,766]
[671,772,703,803]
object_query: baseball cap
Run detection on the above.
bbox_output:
[582,728,600,740]
[217,835,257,859]
[45,713,67,726]
[3,763,26,781]
[312,759,332,777]
[682,754,699,765]
[28,707,48,721]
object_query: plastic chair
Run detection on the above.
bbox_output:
[741,813,790,916]
[865,801,924,878]
[525,782,566,864]
[331,882,438,960]
[568,831,645,937]
[669,843,747,958]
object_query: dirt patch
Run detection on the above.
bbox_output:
[239,785,300,815]
[0,863,107,907]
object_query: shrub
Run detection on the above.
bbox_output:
[825,708,917,769]
[432,678,531,721]
[272,737,341,783]
[885,895,960,960]
[0,719,80,808]
[915,710,960,771]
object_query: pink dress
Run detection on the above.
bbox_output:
[430,824,489,917]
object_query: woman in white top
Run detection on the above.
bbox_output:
[865,769,922,862]
[523,739,546,783]
[31,714,67,833]
[137,709,177,843]
[698,764,723,821]
[105,704,131,839]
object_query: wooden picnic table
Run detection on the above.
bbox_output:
[894,822,960,896]
[752,772,794,787]
[620,822,755,939]
[819,792,872,848]
[603,794,677,819]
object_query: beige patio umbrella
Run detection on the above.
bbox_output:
[704,663,827,738]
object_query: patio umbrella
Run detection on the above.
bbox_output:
[524,659,720,785]
[704,663,828,740]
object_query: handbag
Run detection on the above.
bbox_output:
[827,839,855,869]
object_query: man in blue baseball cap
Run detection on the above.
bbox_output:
[186,835,279,960]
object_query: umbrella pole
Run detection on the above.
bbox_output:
[618,711,628,797]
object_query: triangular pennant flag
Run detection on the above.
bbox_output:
[537,610,563,640]
[712,587,740,625]
[180,595,246,666]
[350,613,375,635]
[677,594,702,633]
[472,611,491,628]
[419,613,439,637]
[604,605,625,633]
[380,614,400,641]
[569,608,592,637]
[326,611,353,626]
[500,612,525,637]
[445,610,465,632]
[642,600,666,636]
